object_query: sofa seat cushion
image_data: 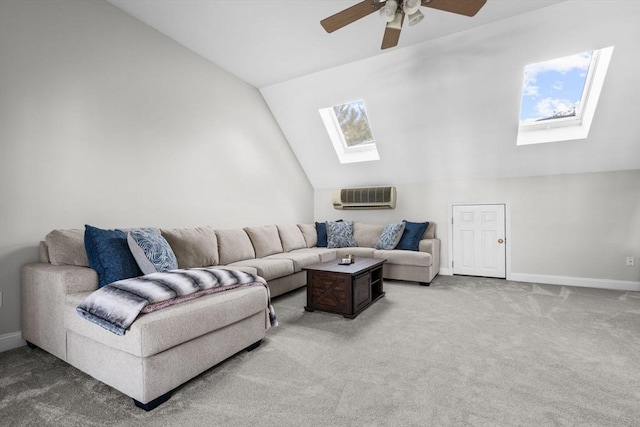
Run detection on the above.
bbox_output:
[265,252,321,272]
[226,258,294,281]
[216,265,258,276]
[290,247,336,263]
[335,247,376,258]
[374,249,433,267]
[65,285,268,358]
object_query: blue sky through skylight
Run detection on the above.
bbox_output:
[520,51,594,124]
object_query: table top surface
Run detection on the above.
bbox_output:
[303,257,385,275]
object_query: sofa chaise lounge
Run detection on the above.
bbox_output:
[21,221,439,410]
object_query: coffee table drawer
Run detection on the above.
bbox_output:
[307,271,351,314]
[353,273,372,313]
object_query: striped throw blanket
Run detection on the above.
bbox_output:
[77,268,277,336]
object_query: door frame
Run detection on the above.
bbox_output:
[447,201,512,280]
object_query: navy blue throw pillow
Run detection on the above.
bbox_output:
[395,221,429,251]
[315,221,328,247]
[84,225,142,287]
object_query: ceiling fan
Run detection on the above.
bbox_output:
[321,0,487,50]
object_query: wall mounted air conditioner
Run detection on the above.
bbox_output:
[332,186,397,210]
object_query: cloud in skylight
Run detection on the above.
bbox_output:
[535,97,575,118]
[520,51,593,123]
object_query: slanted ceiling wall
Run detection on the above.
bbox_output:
[0,0,312,341]
[262,1,640,288]
[261,0,640,189]
[261,1,639,188]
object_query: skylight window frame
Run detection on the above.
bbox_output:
[519,50,597,131]
[517,46,614,146]
[327,108,375,153]
[319,99,380,164]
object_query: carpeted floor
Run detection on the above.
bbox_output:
[1,275,639,426]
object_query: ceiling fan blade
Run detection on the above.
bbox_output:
[421,0,487,17]
[381,12,404,50]
[321,0,384,33]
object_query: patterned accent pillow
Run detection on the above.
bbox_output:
[376,222,406,250]
[128,228,178,275]
[85,225,142,288]
[327,220,357,248]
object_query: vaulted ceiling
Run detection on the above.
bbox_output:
[107,0,640,189]
[107,0,569,89]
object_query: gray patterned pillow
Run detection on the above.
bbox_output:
[376,222,406,250]
[128,228,179,274]
[327,220,357,248]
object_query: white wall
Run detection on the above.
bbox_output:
[259,1,640,290]
[315,170,640,288]
[0,0,313,339]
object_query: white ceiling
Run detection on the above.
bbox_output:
[107,0,568,88]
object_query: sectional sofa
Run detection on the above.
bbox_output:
[21,221,440,410]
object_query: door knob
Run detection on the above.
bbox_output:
[498,239,504,244]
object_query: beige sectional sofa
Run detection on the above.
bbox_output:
[21,222,439,410]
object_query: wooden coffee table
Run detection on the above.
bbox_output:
[303,258,385,319]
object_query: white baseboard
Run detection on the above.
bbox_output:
[509,273,640,292]
[0,331,26,353]
[438,268,639,292]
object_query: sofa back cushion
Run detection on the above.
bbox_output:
[353,223,385,248]
[39,241,50,263]
[297,223,317,248]
[161,226,219,268]
[424,222,436,239]
[276,224,307,252]
[244,225,284,258]
[216,228,256,265]
[45,229,89,266]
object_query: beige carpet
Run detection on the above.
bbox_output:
[1,275,639,426]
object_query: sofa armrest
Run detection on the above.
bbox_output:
[23,263,98,294]
[418,239,440,274]
[22,263,98,360]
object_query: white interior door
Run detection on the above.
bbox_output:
[452,204,506,278]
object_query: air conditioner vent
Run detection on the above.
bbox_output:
[332,186,396,210]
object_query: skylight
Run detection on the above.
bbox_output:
[517,46,613,146]
[319,100,380,164]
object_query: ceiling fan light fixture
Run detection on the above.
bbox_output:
[404,0,421,14]
[386,10,403,30]
[408,9,424,26]
[379,0,398,22]
[320,0,487,50]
